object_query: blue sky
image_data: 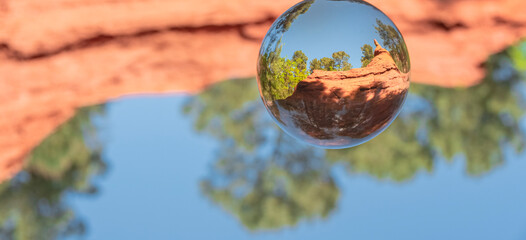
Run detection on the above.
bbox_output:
[67,95,526,240]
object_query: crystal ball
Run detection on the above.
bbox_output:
[257,0,411,149]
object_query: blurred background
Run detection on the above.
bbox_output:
[0,0,526,239]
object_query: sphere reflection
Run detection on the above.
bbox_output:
[257,0,410,148]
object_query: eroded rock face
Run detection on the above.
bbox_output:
[0,0,525,181]
[273,40,409,147]
[369,0,526,87]
[0,0,298,182]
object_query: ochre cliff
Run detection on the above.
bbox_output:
[0,0,525,181]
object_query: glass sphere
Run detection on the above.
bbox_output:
[257,0,410,149]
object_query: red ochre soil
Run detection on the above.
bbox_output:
[0,0,526,182]
[275,40,408,146]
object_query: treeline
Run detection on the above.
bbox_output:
[374,19,410,73]
[259,48,311,100]
[259,48,359,100]
[309,51,353,72]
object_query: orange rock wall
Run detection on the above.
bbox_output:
[1,0,525,181]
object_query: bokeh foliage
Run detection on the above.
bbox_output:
[0,106,106,240]
[185,79,339,230]
[187,39,526,230]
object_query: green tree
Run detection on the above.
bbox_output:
[291,50,311,86]
[0,105,106,240]
[508,40,526,72]
[409,60,525,175]
[258,49,311,101]
[257,0,313,101]
[184,79,340,231]
[320,57,335,71]
[332,51,352,70]
[326,114,434,182]
[201,136,338,231]
[309,58,322,72]
[260,0,314,58]
[361,44,374,67]
[309,51,353,72]
[374,19,410,72]
[293,50,308,72]
[183,78,264,151]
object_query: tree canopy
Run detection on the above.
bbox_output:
[360,44,374,67]
[374,19,410,73]
[259,48,353,101]
[332,51,352,71]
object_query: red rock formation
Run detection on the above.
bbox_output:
[273,40,408,147]
[0,0,301,182]
[368,0,526,87]
[0,0,525,181]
